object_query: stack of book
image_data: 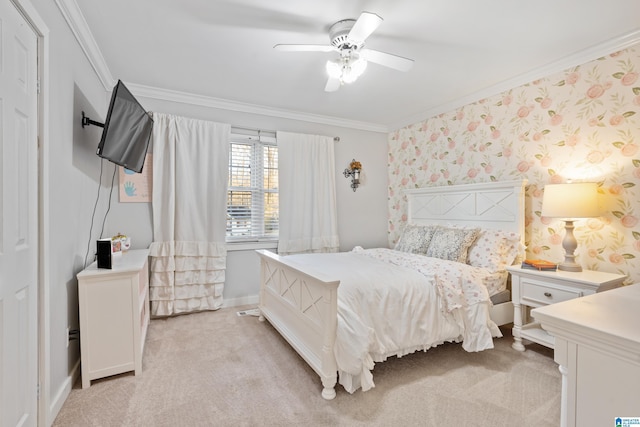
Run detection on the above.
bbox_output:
[521,259,558,271]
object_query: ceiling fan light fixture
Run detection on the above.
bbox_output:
[326,54,368,85]
[351,57,367,77]
[341,56,367,84]
[326,60,342,79]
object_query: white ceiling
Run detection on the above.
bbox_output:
[68,0,640,132]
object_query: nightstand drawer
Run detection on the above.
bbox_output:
[521,281,581,306]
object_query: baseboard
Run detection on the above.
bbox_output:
[47,358,80,426]
[222,294,259,309]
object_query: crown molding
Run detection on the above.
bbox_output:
[390,28,640,131]
[126,83,389,133]
[55,0,114,90]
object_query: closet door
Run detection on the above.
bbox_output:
[0,0,39,425]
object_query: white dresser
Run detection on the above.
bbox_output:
[532,283,640,427]
[77,249,150,388]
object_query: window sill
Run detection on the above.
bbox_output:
[226,240,278,252]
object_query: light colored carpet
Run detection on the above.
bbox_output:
[53,306,560,426]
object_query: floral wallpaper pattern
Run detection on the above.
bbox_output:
[388,44,640,284]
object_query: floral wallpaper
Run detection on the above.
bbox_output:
[388,44,640,284]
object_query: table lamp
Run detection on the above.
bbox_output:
[541,182,599,272]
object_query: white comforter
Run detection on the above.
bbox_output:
[286,247,502,394]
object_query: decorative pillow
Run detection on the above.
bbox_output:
[501,231,524,266]
[426,227,480,263]
[467,229,522,272]
[394,225,438,255]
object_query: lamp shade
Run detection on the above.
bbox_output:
[541,182,600,219]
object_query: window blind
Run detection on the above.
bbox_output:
[226,128,278,241]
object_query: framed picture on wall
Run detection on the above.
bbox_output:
[119,153,152,203]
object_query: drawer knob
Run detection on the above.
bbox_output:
[544,292,552,298]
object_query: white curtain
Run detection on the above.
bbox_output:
[277,131,340,255]
[149,113,230,316]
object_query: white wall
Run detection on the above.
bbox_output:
[24,0,114,423]
[102,97,390,304]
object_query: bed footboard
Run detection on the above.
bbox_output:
[256,249,340,400]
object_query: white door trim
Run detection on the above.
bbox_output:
[8,1,50,425]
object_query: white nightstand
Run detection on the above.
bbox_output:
[506,265,626,351]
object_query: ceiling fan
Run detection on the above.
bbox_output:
[274,11,414,92]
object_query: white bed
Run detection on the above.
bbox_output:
[256,179,527,399]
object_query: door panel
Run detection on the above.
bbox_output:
[0,0,39,425]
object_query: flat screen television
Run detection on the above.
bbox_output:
[96,80,153,173]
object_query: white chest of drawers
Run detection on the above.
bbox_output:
[532,283,640,427]
[77,249,150,388]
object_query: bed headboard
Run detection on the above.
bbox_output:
[404,179,527,239]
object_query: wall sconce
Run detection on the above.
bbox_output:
[343,159,362,192]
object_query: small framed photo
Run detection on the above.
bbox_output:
[112,239,122,256]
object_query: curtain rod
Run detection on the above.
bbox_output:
[148,116,340,141]
[231,125,339,142]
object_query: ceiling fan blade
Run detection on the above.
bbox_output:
[325,76,341,92]
[273,44,336,52]
[361,48,414,72]
[347,12,383,45]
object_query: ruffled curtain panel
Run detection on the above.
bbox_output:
[277,131,340,255]
[149,113,230,316]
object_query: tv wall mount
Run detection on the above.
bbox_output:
[81,111,104,128]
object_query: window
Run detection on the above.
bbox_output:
[227,128,278,242]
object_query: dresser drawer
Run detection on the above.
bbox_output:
[521,281,581,306]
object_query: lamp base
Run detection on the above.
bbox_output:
[558,219,582,272]
[557,262,582,272]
